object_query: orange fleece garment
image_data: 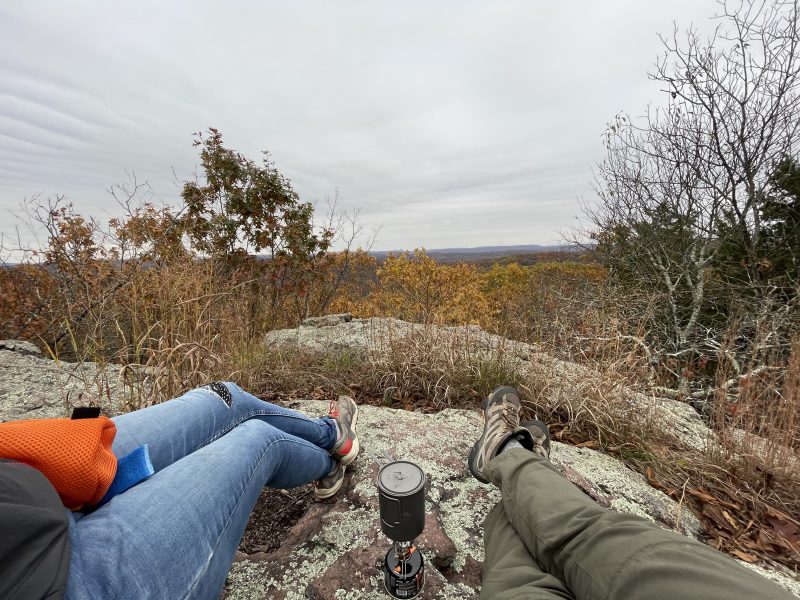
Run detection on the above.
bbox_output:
[0,416,117,510]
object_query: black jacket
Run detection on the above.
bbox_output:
[0,459,70,599]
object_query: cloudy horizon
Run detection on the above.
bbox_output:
[1,1,720,252]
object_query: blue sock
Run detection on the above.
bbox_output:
[97,444,154,506]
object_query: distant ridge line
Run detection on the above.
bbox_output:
[370,244,570,255]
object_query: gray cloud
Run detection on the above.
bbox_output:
[1,0,720,250]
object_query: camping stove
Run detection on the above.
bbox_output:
[377,461,426,599]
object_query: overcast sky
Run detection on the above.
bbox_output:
[1,1,720,251]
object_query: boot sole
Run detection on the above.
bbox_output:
[313,465,346,500]
[468,396,491,484]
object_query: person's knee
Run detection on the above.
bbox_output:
[236,418,281,440]
[195,381,238,407]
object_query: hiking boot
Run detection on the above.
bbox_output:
[328,395,360,466]
[468,386,534,484]
[314,462,346,500]
[520,419,551,460]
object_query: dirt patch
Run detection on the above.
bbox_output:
[238,486,315,554]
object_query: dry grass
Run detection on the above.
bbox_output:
[365,326,524,408]
[604,341,800,572]
[45,257,280,410]
[521,354,659,450]
[236,325,525,411]
[703,339,800,518]
[710,342,800,470]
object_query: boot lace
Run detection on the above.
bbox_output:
[499,404,518,434]
[489,401,519,439]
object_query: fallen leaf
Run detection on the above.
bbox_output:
[731,549,759,563]
[755,530,783,554]
[741,539,761,551]
[576,440,599,449]
[645,467,663,489]
[767,518,800,549]
[766,506,800,527]
[688,488,717,504]
[686,487,740,510]
[722,510,739,530]
[703,504,736,533]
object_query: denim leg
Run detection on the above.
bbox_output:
[111,383,337,471]
[65,419,333,600]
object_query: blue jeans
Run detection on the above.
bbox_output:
[64,383,337,600]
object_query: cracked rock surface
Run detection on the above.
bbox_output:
[223,399,714,599]
[2,335,798,598]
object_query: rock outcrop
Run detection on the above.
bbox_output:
[259,317,800,597]
[224,398,708,599]
[0,341,130,422]
[1,331,798,598]
[264,316,712,451]
[0,339,43,356]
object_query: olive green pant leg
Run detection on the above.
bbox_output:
[481,501,575,600]
[485,448,795,600]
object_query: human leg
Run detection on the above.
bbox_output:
[111,382,338,470]
[487,450,796,600]
[470,386,795,600]
[66,419,333,600]
[480,501,574,600]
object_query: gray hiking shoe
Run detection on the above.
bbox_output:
[328,396,360,466]
[314,462,346,500]
[520,419,551,460]
[468,386,534,484]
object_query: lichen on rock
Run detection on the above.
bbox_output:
[0,340,131,422]
[225,398,783,598]
[2,320,799,598]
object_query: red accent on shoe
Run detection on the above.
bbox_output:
[338,438,353,456]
